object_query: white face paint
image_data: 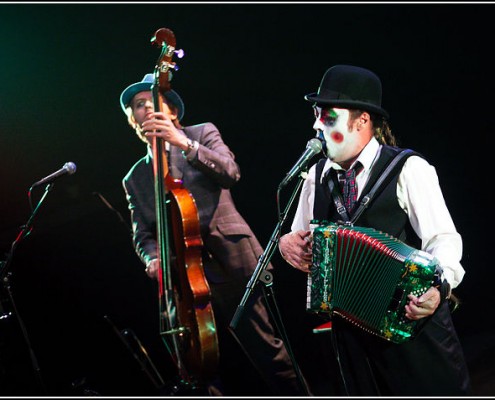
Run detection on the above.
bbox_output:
[313,107,360,163]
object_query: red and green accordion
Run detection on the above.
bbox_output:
[307,223,441,344]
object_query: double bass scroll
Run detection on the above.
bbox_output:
[149,27,219,386]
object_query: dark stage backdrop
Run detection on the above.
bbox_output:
[0,3,492,396]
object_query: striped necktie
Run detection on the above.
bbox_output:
[339,162,363,214]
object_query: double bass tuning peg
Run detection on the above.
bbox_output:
[159,61,180,74]
[174,49,185,59]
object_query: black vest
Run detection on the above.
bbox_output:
[313,145,421,248]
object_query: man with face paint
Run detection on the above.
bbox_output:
[278,65,471,395]
[120,74,309,396]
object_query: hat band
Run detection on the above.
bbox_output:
[317,88,379,106]
[317,88,353,100]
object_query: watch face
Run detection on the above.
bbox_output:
[185,138,194,155]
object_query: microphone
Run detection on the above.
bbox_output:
[279,138,323,188]
[31,162,77,188]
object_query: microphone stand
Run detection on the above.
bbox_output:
[0,183,55,394]
[230,172,310,396]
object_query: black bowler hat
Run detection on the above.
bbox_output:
[120,73,185,121]
[305,65,389,119]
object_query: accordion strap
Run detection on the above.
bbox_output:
[328,176,350,222]
[350,149,415,224]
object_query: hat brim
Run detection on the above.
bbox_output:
[305,93,389,119]
[120,82,185,121]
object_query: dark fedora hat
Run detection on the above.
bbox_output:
[305,65,389,119]
[120,73,185,121]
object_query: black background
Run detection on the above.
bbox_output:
[0,2,492,396]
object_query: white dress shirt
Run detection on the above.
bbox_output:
[291,137,465,288]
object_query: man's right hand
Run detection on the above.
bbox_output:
[145,259,160,280]
[278,230,313,273]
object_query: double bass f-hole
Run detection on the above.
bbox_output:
[149,27,219,388]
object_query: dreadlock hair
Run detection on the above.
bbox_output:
[349,109,397,146]
[371,113,396,146]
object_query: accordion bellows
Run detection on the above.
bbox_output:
[307,223,441,344]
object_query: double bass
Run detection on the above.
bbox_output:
[149,27,219,389]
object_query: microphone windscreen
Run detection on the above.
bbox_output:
[64,162,77,174]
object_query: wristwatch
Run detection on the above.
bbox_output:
[433,267,452,301]
[185,138,195,155]
[433,268,452,300]
[440,280,452,300]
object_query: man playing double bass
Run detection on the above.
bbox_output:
[120,73,308,396]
